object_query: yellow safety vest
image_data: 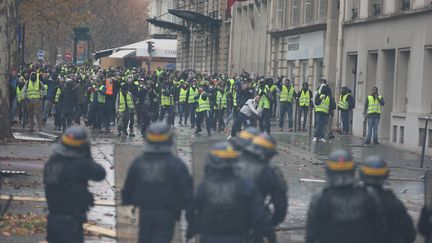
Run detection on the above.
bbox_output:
[315,95,330,113]
[118,92,134,112]
[90,85,106,104]
[299,90,310,107]
[161,94,171,106]
[233,90,237,107]
[338,94,349,110]
[258,86,270,109]
[179,88,188,103]
[280,85,295,102]
[197,93,210,112]
[27,80,42,99]
[55,88,61,103]
[188,88,198,104]
[16,86,24,102]
[216,91,227,109]
[367,95,382,114]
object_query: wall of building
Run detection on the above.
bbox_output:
[230,0,271,75]
[342,9,432,152]
[149,0,176,35]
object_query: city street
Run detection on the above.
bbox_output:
[1,118,430,242]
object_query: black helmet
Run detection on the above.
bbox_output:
[245,133,277,161]
[207,141,239,170]
[230,126,260,151]
[144,122,173,153]
[53,126,90,158]
[325,149,356,187]
[359,155,389,186]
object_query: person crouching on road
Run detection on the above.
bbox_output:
[228,95,260,139]
[116,83,135,137]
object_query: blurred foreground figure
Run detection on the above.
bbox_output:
[122,122,193,243]
[305,149,386,243]
[235,133,288,243]
[360,155,416,243]
[44,127,106,243]
[189,141,271,243]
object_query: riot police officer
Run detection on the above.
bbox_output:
[236,133,288,243]
[122,122,193,243]
[305,149,387,243]
[189,141,272,243]
[44,126,106,243]
[359,155,416,243]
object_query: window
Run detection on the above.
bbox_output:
[304,0,314,24]
[277,0,284,28]
[301,61,308,84]
[369,0,382,17]
[289,61,295,81]
[317,0,327,22]
[350,0,360,20]
[291,0,300,26]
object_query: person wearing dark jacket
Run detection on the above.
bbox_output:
[58,79,78,132]
[44,127,106,243]
[122,122,193,243]
[359,155,416,243]
[189,141,272,243]
[306,150,387,243]
[338,86,355,135]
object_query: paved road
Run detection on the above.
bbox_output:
[1,118,429,242]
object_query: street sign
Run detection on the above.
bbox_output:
[37,50,45,60]
[65,51,72,61]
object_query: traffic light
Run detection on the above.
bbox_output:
[147,41,155,54]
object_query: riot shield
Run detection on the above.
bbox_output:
[114,144,142,242]
[115,143,183,243]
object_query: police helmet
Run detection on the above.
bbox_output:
[230,126,260,151]
[359,155,389,186]
[53,126,91,158]
[207,141,239,170]
[245,133,277,161]
[143,122,174,153]
[324,149,356,186]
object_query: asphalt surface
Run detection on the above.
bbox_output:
[1,117,430,242]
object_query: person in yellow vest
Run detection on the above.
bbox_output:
[296,82,313,132]
[116,83,135,137]
[194,88,211,136]
[364,87,385,145]
[187,80,199,128]
[53,78,64,131]
[313,86,332,143]
[214,82,228,132]
[22,72,45,132]
[338,86,355,135]
[16,76,27,128]
[160,78,176,126]
[177,82,189,126]
[257,79,272,133]
[88,79,106,131]
[278,78,296,132]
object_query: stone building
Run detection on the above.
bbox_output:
[341,0,432,152]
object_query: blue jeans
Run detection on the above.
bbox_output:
[341,110,349,134]
[366,116,380,143]
[314,112,328,139]
[279,102,293,129]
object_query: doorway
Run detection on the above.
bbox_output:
[379,49,395,140]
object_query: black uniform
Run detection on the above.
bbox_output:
[236,152,288,242]
[194,167,272,243]
[44,153,106,243]
[122,152,193,243]
[306,185,387,243]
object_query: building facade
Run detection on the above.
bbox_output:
[148,0,177,35]
[268,0,338,92]
[341,0,432,152]
[229,0,271,75]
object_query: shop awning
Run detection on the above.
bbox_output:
[147,18,190,34]
[109,49,135,58]
[168,9,221,26]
